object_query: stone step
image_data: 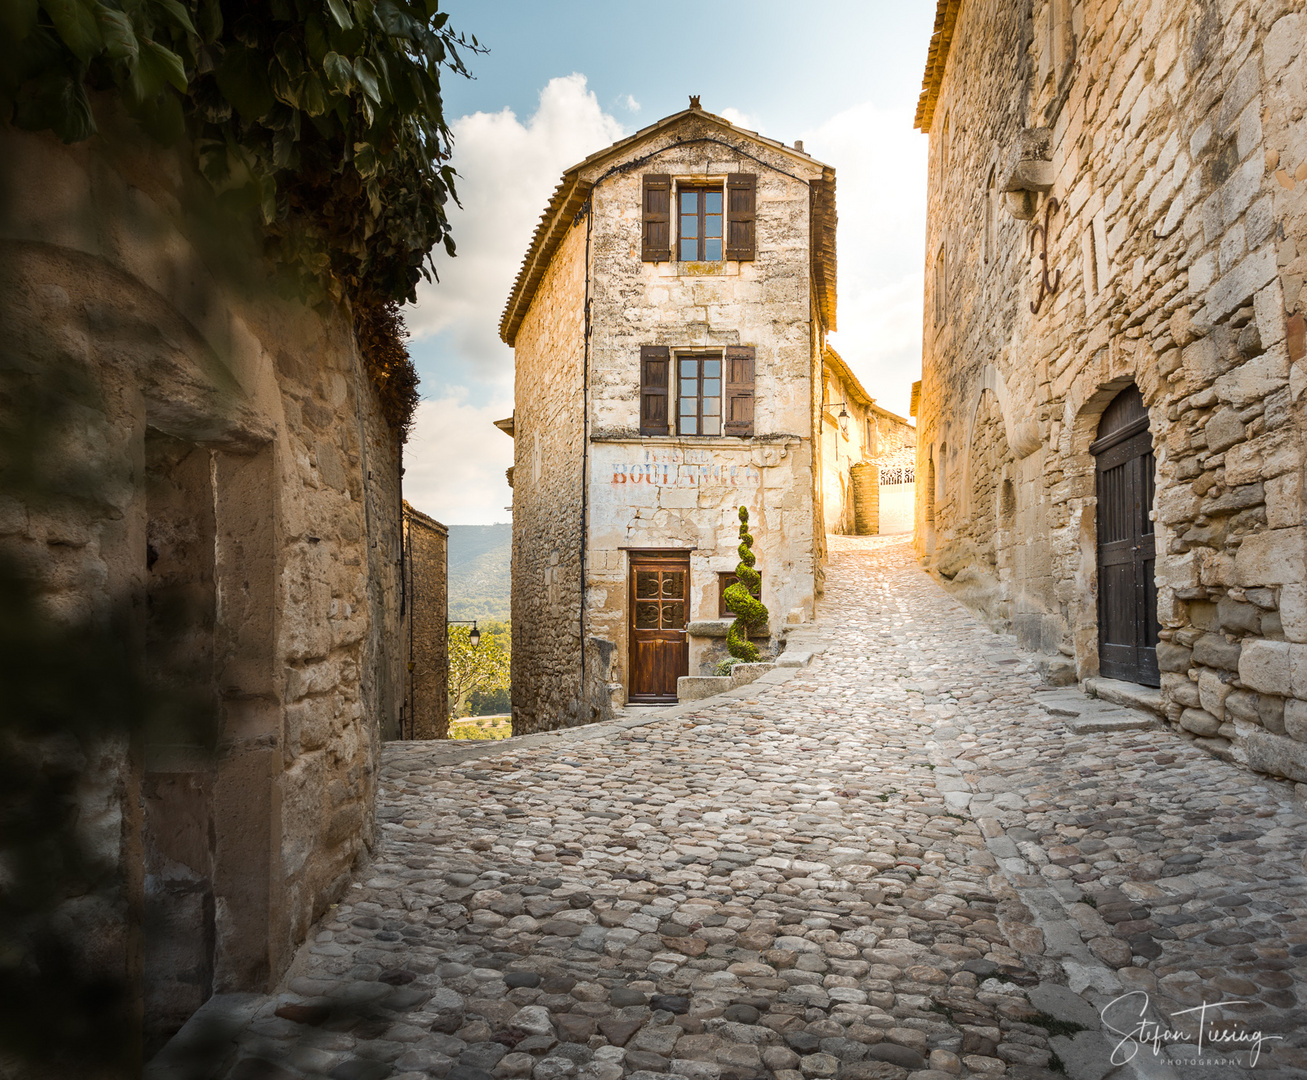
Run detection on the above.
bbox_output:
[1033,688,1158,733]
[1083,676,1165,717]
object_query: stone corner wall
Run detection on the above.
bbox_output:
[510,213,589,735]
[403,504,449,740]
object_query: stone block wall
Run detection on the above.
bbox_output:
[0,114,404,1062]
[914,0,1307,780]
[402,502,449,739]
[510,217,588,735]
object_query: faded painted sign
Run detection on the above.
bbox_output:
[610,448,761,487]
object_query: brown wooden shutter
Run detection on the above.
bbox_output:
[640,346,671,435]
[724,346,756,437]
[725,173,756,260]
[642,174,671,262]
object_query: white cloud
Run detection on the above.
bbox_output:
[402,75,625,524]
[403,395,516,525]
[801,103,928,418]
[405,74,626,382]
[623,94,641,112]
[717,106,758,132]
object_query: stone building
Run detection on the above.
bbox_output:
[499,102,836,728]
[821,347,918,536]
[402,502,450,739]
[1,119,405,1059]
[912,0,1307,781]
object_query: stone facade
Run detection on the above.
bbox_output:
[0,116,405,1062]
[501,105,837,728]
[402,502,449,740]
[913,0,1307,781]
[821,347,917,535]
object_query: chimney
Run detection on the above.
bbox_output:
[794,140,805,153]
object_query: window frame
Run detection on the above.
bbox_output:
[676,352,724,437]
[718,571,763,618]
[677,183,725,262]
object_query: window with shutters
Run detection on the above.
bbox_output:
[641,346,755,438]
[643,172,755,263]
[677,355,722,435]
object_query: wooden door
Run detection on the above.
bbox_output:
[628,553,690,703]
[1092,386,1159,686]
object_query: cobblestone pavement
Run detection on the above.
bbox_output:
[156,537,1307,1080]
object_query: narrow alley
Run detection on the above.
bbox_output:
[161,538,1307,1080]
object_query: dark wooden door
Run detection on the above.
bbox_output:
[1092,386,1159,687]
[628,554,689,703]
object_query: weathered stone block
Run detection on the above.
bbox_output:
[1156,640,1192,672]
[1203,408,1245,452]
[1223,688,1260,722]
[1234,528,1306,586]
[1238,639,1292,695]
[1217,598,1260,635]
[1213,344,1290,405]
[1284,700,1307,744]
[1245,730,1307,782]
[1280,585,1307,643]
[1198,668,1232,718]
[1180,708,1221,736]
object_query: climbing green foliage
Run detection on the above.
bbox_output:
[1,0,482,435]
[1,0,480,308]
[724,505,768,663]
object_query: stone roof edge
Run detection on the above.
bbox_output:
[914,0,963,132]
[402,500,447,534]
[823,346,874,408]
[499,108,835,347]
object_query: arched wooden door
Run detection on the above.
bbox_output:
[1091,386,1160,686]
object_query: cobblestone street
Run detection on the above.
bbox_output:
[157,537,1307,1080]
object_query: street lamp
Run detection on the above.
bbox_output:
[449,619,481,646]
[827,400,851,437]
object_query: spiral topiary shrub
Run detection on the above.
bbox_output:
[723,505,768,663]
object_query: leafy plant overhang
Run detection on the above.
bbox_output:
[0,0,480,436]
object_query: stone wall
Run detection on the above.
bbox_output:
[0,113,404,1064]
[509,215,588,734]
[402,503,448,740]
[914,0,1307,781]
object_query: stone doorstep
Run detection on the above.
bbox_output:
[1032,686,1159,734]
[1083,676,1165,717]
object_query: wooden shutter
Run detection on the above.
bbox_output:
[724,346,756,437]
[725,173,756,260]
[640,346,671,435]
[642,174,671,262]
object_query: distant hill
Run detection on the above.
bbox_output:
[447,523,511,622]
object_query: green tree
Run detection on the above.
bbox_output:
[448,620,509,719]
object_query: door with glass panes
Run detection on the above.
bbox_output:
[628,552,690,702]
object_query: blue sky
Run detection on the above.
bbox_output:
[402,1,937,524]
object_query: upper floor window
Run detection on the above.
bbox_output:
[680,187,723,261]
[641,173,755,262]
[639,345,755,437]
[678,355,722,434]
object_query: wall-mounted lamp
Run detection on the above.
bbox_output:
[827,400,851,437]
[448,619,481,646]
